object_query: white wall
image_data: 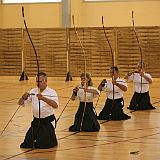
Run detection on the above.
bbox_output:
[0,3,61,28]
[0,0,160,28]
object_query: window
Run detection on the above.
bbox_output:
[84,0,113,1]
[84,0,156,1]
[3,0,61,4]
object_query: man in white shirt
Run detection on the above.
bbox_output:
[18,72,59,149]
[124,62,155,110]
[97,66,131,120]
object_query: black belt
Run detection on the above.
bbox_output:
[32,114,56,126]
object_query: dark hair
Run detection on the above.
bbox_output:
[110,66,119,72]
[80,72,93,86]
[37,72,47,81]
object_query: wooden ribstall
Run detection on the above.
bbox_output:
[0,26,160,77]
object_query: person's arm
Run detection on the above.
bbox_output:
[98,79,107,91]
[18,92,29,105]
[84,88,99,95]
[112,80,127,92]
[140,72,152,84]
[71,87,79,100]
[37,94,58,109]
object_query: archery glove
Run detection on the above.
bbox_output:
[101,79,107,87]
[73,87,78,96]
[22,92,29,100]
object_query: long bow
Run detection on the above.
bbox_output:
[102,16,115,67]
[132,11,143,92]
[22,6,40,75]
[72,15,87,131]
[102,16,115,116]
[22,6,41,148]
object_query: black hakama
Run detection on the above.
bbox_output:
[128,91,155,110]
[20,114,57,149]
[97,98,131,120]
[69,102,100,132]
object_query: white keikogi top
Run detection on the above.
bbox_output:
[24,86,59,118]
[128,72,152,93]
[77,86,100,103]
[102,77,127,100]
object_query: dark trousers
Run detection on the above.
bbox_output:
[98,98,131,120]
[128,92,155,110]
[20,114,57,149]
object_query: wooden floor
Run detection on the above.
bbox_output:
[0,76,160,160]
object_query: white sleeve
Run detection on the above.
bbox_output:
[119,79,128,89]
[91,86,100,98]
[23,90,32,106]
[50,90,59,106]
[145,73,152,80]
[128,74,134,81]
[101,82,108,91]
